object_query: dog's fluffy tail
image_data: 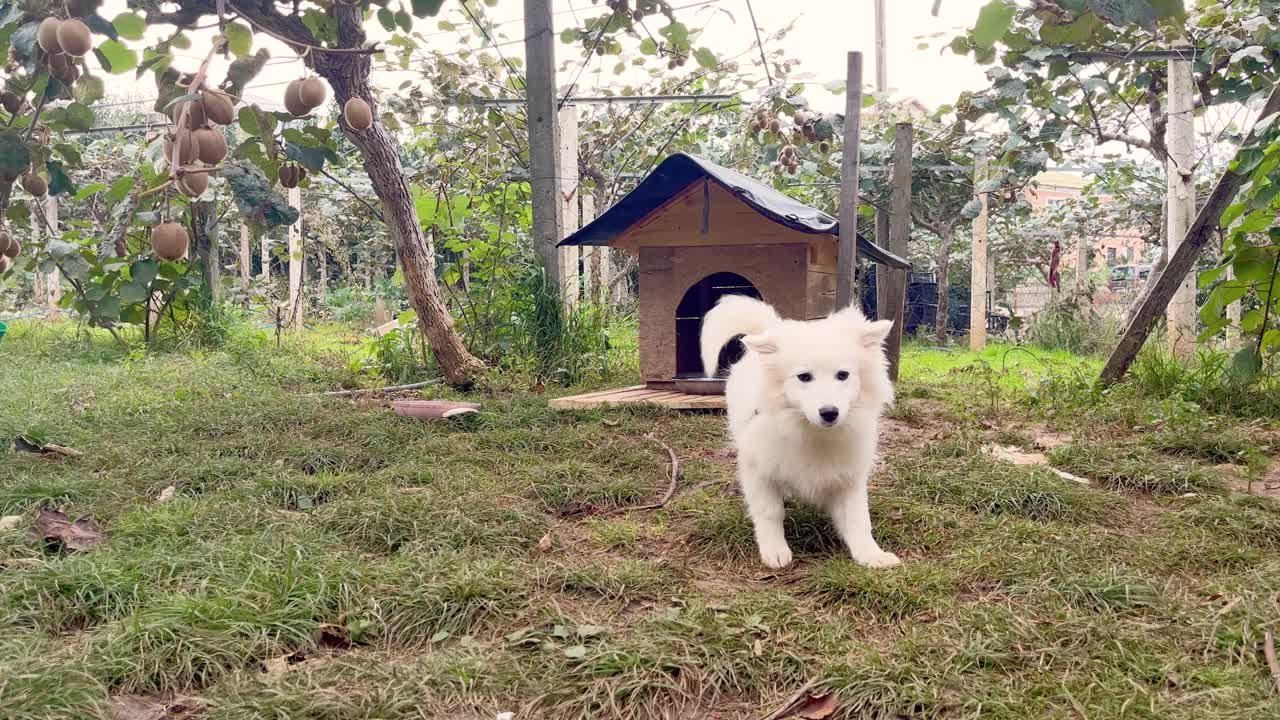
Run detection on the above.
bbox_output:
[700,295,779,376]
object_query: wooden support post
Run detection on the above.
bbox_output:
[33,195,62,312]
[194,201,220,304]
[287,185,303,328]
[969,156,989,351]
[558,104,580,306]
[1166,44,1197,357]
[260,230,271,282]
[317,240,328,302]
[885,122,916,381]
[1100,82,1280,385]
[872,2,889,321]
[1226,265,1242,344]
[525,0,564,292]
[874,209,890,317]
[1075,233,1089,289]
[874,0,888,91]
[884,122,913,380]
[239,223,252,295]
[835,51,863,310]
[581,193,607,304]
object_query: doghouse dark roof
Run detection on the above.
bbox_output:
[558,153,910,269]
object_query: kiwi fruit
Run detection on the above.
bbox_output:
[192,127,226,164]
[0,256,10,274]
[298,77,327,108]
[178,168,209,197]
[56,19,92,57]
[21,173,47,197]
[48,53,77,84]
[343,97,373,130]
[283,80,309,117]
[793,110,808,126]
[279,164,299,189]
[202,89,236,125]
[164,131,198,166]
[768,118,781,134]
[3,237,19,259]
[0,230,10,256]
[37,17,63,54]
[151,222,189,261]
[1,92,20,115]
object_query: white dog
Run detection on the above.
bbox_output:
[700,295,899,569]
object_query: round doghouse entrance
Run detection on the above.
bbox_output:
[675,272,762,377]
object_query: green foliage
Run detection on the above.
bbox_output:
[220,162,301,229]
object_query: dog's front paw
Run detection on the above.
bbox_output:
[758,539,793,569]
[852,549,901,569]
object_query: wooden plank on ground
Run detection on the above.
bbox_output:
[550,386,726,410]
[393,400,481,419]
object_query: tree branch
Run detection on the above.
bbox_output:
[319,167,384,223]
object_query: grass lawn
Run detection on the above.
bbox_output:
[2,321,1279,719]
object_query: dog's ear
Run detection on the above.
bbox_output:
[861,319,894,349]
[741,333,778,356]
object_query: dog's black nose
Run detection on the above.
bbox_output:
[819,406,840,424]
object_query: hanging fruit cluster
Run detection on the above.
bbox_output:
[749,104,835,174]
[0,226,20,273]
[284,77,327,117]
[154,72,240,261]
[278,163,306,189]
[36,16,92,85]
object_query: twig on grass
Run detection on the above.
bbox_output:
[1265,630,1280,695]
[608,433,682,515]
[303,379,442,397]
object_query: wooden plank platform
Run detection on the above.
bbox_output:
[550,385,725,410]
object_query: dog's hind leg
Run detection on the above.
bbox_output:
[741,471,792,569]
[830,475,900,569]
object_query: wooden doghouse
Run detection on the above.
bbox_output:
[551,153,909,409]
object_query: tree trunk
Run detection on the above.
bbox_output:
[307,5,483,385]
[934,227,956,344]
[192,201,220,304]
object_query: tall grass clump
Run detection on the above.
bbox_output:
[510,266,614,385]
[1130,348,1280,419]
[1025,287,1116,356]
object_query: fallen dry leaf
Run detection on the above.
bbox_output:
[157,486,176,504]
[0,515,22,531]
[13,436,83,458]
[32,508,103,551]
[535,533,553,553]
[782,693,839,719]
[261,650,308,680]
[316,623,351,649]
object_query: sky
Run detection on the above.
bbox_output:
[93,0,993,117]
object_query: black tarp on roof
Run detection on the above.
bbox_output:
[557,152,910,269]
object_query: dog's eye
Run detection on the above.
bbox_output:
[796,372,813,383]
[836,370,850,381]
